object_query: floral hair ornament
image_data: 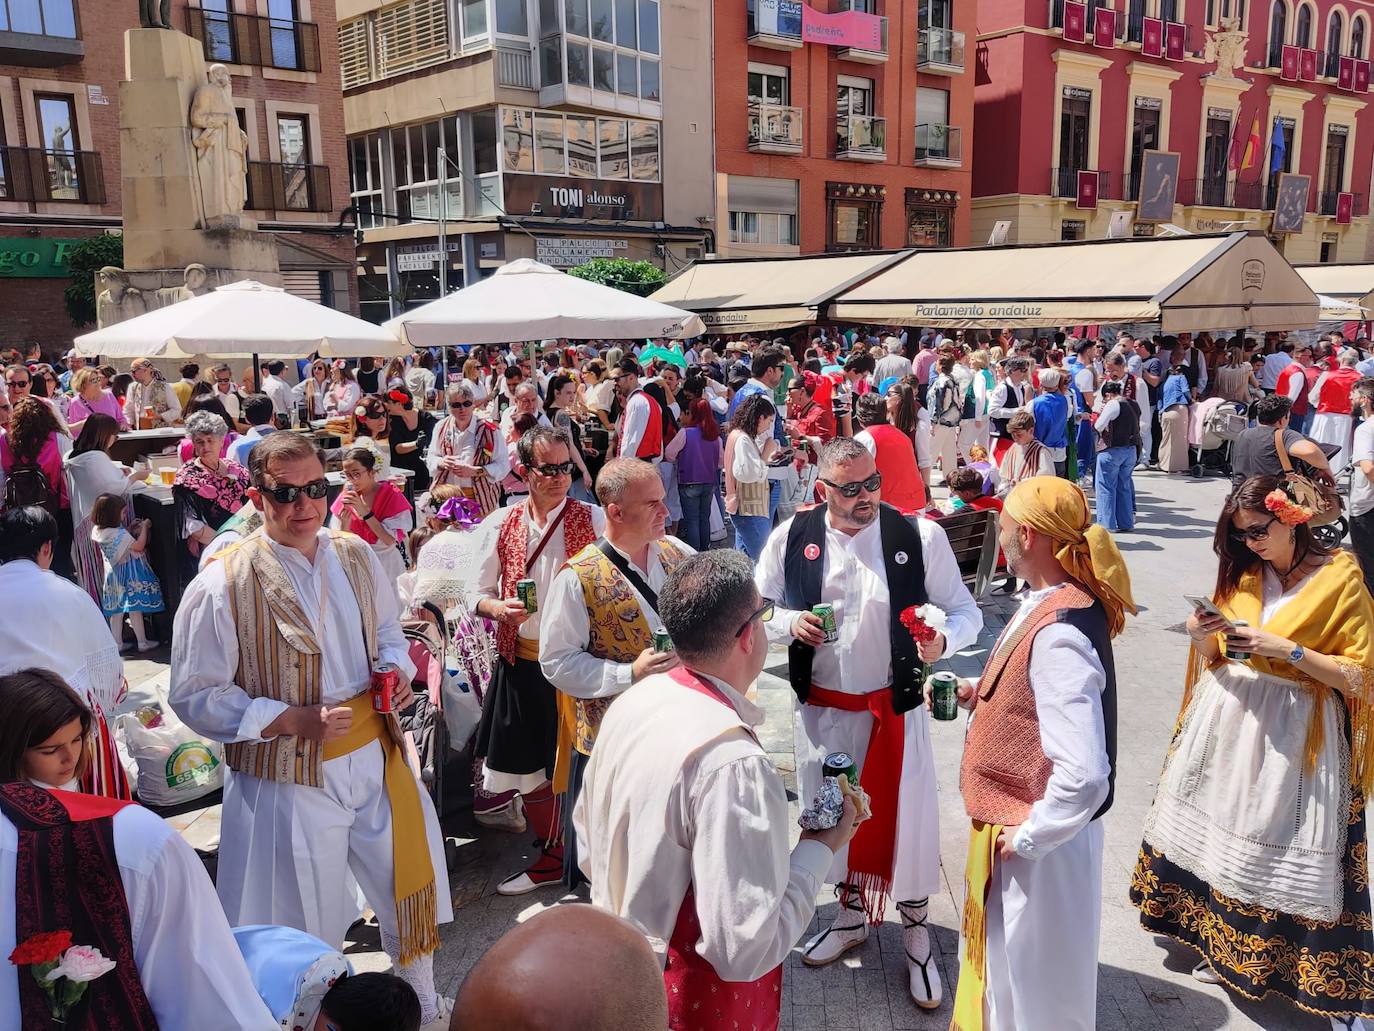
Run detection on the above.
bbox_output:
[354,405,368,418]
[386,389,411,404]
[1264,487,1313,526]
[436,495,484,529]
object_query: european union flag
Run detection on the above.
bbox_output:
[1270,118,1287,174]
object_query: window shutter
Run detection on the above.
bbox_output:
[376,0,451,78]
[339,18,372,89]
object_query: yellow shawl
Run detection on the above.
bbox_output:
[1182,550,1374,792]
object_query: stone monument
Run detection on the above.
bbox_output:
[97,28,280,326]
[1203,15,1249,79]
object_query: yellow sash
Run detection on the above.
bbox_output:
[323,692,439,964]
[950,820,1002,1031]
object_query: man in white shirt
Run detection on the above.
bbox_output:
[1349,377,1374,599]
[499,382,552,438]
[575,549,860,1030]
[988,357,1033,464]
[426,382,510,498]
[946,476,1128,1031]
[540,459,692,886]
[873,336,912,385]
[614,358,664,461]
[209,362,244,427]
[755,437,982,1010]
[123,359,181,427]
[260,360,294,419]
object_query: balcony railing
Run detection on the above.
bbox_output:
[917,27,964,72]
[1051,166,1109,199]
[1268,40,1283,67]
[1325,49,1341,77]
[1178,178,1263,208]
[1264,179,1280,210]
[836,114,887,160]
[185,8,322,72]
[1319,191,1365,216]
[914,123,961,165]
[748,102,804,155]
[1123,9,1143,42]
[246,161,333,214]
[0,147,104,204]
[745,0,802,49]
[496,44,533,88]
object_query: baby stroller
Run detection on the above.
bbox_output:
[400,600,459,871]
[1191,401,1248,479]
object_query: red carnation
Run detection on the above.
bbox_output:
[9,930,73,967]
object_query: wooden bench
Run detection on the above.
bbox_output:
[932,507,1000,600]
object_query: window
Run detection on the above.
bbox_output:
[348,132,385,229]
[639,59,658,100]
[540,33,562,83]
[1324,127,1347,194]
[1326,10,1343,76]
[502,108,534,171]
[1059,90,1091,189]
[267,0,301,69]
[921,0,952,31]
[4,0,76,36]
[502,107,659,180]
[836,78,873,118]
[828,196,879,249]
[1295,3,1311,47]
[591,0,612,40]
[567,40,590,84]
[728,211,798,245]
[748,65,789,106]
[567,115,597,176]
[615,0,635,45]
[496,0,528,35]
[276,114,311,210]
[535,111,565,173]
[1128,99,1161,201]
[617,51,636,95]
[461,0,487,41]
[916,86,949,130]
[1126,0,1145,41]
[629,119,658,180]
[592,46,614,90]
[637,0,658,52]
[1202,113,1231,204]
[202,0,234,61]
[1159,0,1179,21]
[1353,15,1366,57]
[728,176,798,245]
[393,116,460,221]
[36,93,78,201]
[905,199,952,247]
[599,117,628,178]
[565,0,588,35]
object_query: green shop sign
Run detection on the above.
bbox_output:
[0,238,82,277]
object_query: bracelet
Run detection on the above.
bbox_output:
[360,510,374,521]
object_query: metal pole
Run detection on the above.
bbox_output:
[437,144,448,388]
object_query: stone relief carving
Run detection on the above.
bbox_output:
[1204,15,1249,79]
[190,64,249,228]
[95,264,213,327]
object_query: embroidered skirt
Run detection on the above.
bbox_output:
[474,654,558,794]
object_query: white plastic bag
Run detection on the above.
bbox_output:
[117,707,224,807]
[441,663,484,747]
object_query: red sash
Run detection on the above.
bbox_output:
[805,684,904,924]
[0,784,158,1030]
[662,668,783,1031]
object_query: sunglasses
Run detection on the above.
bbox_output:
[820,471,882,498]
[734,598,775,638]
[449,400,475,410]
[1228,515,1279,544]
[259,478,329,504]
[531,461,575,477]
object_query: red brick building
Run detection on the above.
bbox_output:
[974,0,1374,261]
[713,0,975,257]
[0,0,355,356]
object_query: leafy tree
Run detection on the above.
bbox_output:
[566,257,666,298]
[64,233,124,328]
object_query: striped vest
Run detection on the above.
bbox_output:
[564,538,688,753]
[220,530,378,786]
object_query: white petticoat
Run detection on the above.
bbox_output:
[1142,661,1349,923]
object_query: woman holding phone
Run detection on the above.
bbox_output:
[1131,474,1374,1024]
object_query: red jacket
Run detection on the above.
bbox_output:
[863,423,926,513]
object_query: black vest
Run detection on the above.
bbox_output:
[991,379,1028,438]
[782,503,929,714]
[1104,397,1142,450]
[1058,599,1119,819]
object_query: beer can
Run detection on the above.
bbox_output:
[653,627,674,653]
[823,751,859,788]
[370,662,400,713]
[1226,619,1251,661]
[516,578,538,613]
[931,671,960,722]
[813,603,838,644]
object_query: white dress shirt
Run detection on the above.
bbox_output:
[989,378,1031,424]
[0,803,276,1030]
[540,536,694,698]
[618,390,655,457]
[261,374,294,416]
[425,415,511,487]
[470,499,607,642]
[1262,351,1293,390]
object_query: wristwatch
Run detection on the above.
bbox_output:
[360,510,374,522]
[1287,643,1306,664]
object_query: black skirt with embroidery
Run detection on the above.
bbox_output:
[1130,786,1374,1019]
[473,655,558,781]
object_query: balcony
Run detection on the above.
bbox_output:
[185,8,322,72]
[0,147,104,204]
[1177,178,1262,208]
[1319,191,1365,216]
[1122,10,1143,43]
[1325,49,1341,77]
[1050,166,1110,199]
[748,102,804,155]
[917,27,964,73]
[1268,40,1283,68]
[836,114,887,161]
[836,13,888,63]
[246,161,333,215]
[745,0,803,50]
[914,123,961,167]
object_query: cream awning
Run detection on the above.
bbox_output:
[828,232,1319,333]
[1296,263,1374,312]
[648,251,910,334]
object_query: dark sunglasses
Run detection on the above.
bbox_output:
[820,471,882,498]
[449,400,475,410]
[735,598,775,637]
[1228,515,1279,543]
[531,461,575,477]
[259,478,329,504]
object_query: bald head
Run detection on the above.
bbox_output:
[453,905,667,1031]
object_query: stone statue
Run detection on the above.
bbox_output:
[96,266,145,327]
[190,64,249,227]
[139,0,171,29]
[154,262,209,308]
[1204,15,1248,79]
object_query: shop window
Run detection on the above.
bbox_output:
[567,115,597,176]
[599,117,628,178]
[1061,219,1086,241]
[630,119,658,180]
[826,182,881,252]
[502,108,535,171]
[535,111,566,174]
[904,191,953,247]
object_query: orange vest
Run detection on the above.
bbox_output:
[863,423,926,513]
[1316,367,1360,415]
[960,583,1097,825]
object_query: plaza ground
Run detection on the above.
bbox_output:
[123,468,1326,1030]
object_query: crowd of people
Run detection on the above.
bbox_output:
[0,320,1373,1030]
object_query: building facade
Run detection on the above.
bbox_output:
[974,0,1374,261]
[0,0,356,354]
[339,0,711,323]
[713,0,975,258]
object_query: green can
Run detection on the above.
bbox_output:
[653,627,674,653]
[516,578,538,613]
[823,751,859,788]
[931,672,960,722]
[813,603,838,644]
[1226,619,1250,661]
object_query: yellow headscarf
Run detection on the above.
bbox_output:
[1003,477,1137,638]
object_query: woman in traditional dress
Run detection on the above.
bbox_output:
[1131,475,1374,1026]
[384,386,435,493]
[64,414,147,605]
[294,357,330,420]
[171,410,250,587]
[325,361,361,417]
[1307,348,1362,476]
[329,446,413,590]
[723,392,777,561]
[351,394,393,474]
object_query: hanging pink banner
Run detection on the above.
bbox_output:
[800,3,883,49]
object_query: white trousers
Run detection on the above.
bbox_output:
[931,424,960,481]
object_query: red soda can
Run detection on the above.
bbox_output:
[370,662,400,713]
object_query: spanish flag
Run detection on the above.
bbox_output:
[1240,115,1262,171]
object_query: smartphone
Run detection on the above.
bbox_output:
[1184,595,1234,629]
